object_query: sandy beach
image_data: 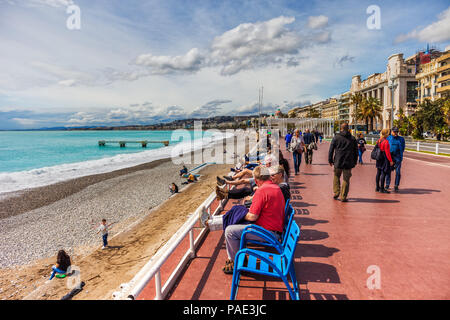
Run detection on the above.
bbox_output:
[0,137,242,300]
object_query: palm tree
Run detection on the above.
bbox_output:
[350,92,364,130]
[364,97,383,132]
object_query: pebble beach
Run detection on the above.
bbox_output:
[0,159,200,268]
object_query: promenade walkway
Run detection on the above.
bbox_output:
[138,141,450,300]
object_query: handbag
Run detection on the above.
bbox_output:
[370,143,383,161]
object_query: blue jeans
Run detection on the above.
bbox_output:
[293,151,302,174]
[49,266,66,280]
[386,161,402,188]
[358,149,363,163]
[102,233,108,247]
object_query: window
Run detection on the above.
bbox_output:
[407,68,412,73]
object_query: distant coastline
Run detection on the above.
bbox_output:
[0,114,270,132]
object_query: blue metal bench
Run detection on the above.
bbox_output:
[230,220,301,300]
[239,199,295,254]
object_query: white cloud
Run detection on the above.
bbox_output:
[133,48,205,75]
[395,7,450,43]
[7,0,74,8]
[210,16,303,75]
[128,16,322,77]
[307,15,329,29]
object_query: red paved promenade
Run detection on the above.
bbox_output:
[139,141,450,300]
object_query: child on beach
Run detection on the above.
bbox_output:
[169,182,179,195]
[49,250,71,280]
[96,219,114,249]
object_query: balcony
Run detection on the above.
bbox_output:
[436,85,450,94]
[437,64,450,73]
[437,74,450,83]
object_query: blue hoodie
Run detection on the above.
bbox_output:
[387,135,405,162]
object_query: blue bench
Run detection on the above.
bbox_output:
[230,220,301,300]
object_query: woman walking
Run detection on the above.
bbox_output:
[357,133,367,164]
[289,129,305,175]
[376,129,394,193]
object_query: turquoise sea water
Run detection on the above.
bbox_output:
[0,131,188,172]
[0,130,220,194]
[0,130,196,173]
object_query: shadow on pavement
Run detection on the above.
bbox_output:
[396,188,441,195]
[347,198,400,204]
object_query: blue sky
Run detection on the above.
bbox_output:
[0,0,449,129]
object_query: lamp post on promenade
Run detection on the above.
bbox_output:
[388,76,398,130]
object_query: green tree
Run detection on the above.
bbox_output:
[350,92,364,127]
[364,97,383,132]
[306,109,321,118]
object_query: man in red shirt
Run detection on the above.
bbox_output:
[222,166,285,274]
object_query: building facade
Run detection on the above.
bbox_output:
[338,91,351,123]
[350,53,418,130]
[321,98,339,121]
[436,49,450,98]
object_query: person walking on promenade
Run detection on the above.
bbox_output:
[303,129,316,164]
[385,127,405,192]
[357,133,367,165]
[285,131,292,149]
[289,129,305,175]
[375,129,394,193]
[328,123,358,202]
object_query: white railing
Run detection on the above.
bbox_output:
[113,135,260,300]
[112,191,226,300]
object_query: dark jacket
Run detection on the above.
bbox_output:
[328,131,358,169]
[303,132,315,145]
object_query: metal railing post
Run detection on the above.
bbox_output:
[155,270,162,300]
[189,229,196,258]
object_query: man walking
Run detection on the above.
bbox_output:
[385,127,405,192]
[328,123,358,202]
[285,131,292,149]
[303,129,315,164]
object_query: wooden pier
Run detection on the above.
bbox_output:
[98,140,170,148]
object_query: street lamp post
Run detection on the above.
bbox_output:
[388,76,398,130]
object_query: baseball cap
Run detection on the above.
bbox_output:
[392,127,399,132]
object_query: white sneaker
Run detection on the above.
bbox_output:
[102,246,106,250]
[199,208,210,228]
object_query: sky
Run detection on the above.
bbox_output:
[0,0,449,129]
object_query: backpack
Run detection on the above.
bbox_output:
[371,143,383,161]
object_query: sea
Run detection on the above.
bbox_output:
[0,130,227,195]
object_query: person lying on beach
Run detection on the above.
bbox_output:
[96,219,115,249]
[49,250,71,280]
[181,173,197,185]
[169,183,179,195]
[179,165,188,177]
